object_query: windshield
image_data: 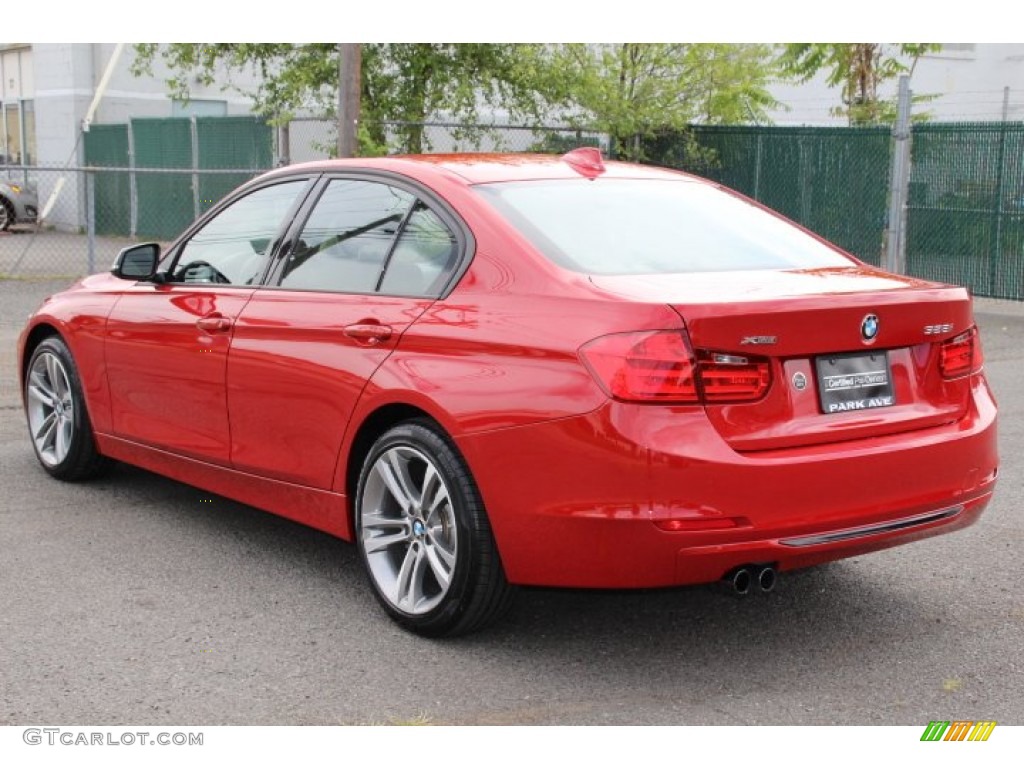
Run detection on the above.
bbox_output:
[476,178,854,275]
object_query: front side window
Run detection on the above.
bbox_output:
[477,178,854,275]
[173,180,307,285]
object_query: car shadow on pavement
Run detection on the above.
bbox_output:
[94,460,927,659]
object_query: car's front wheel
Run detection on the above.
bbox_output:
[355,420,513,637]
[24,336,110,480]
[0,197,13,231]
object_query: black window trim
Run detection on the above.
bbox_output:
[374,200,420,293]
[262,169,475,300]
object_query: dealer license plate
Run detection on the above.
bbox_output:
[815,351,895,414]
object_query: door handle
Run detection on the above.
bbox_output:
[344,323,393,344]
[196,314,233,332]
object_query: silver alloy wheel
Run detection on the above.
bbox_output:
[0,200,10,231]
[360,445,459,615]
[26,351,75,467]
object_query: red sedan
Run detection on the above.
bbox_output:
[18,150,998,636]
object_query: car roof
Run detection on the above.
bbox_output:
[263,153,706,186]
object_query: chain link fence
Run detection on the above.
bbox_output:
[1,165,126,278]
[1,118,602,278]
[4,117,1024,301]
[0,166,269,278]
[646,126,893,268]
[906,122,1024,298]
[646,123,1024,299]
[1,115,271,277]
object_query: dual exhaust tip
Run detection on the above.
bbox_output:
[728,565,776,595]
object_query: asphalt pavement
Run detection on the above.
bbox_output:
[1,278,1022,725]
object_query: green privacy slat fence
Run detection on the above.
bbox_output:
[645,126,892,267]
[82,116,272,241]
[77,118,1024,299]
[646,123,1024,299]
[195,116,272,217]
[81,123,130,237]
[132,118,194,240]
[907,122,1024,299]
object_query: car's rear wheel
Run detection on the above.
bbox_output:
[355,420,513,637]
[24,337,110,480]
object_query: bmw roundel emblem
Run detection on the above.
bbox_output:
[861,314,879,344]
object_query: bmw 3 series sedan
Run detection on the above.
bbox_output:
[19,149,998,636]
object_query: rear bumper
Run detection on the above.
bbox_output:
[669,493,990,584]
[459,374,998,588]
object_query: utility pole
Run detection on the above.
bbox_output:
[337,44,362,158]
[991,86,1010,295]
[885,75,912,274]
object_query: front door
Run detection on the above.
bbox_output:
[104,179,311,464]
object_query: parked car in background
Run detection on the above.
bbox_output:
[0,179,39,230]
[17,149,998,636]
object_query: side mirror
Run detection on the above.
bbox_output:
[112,243,161,280]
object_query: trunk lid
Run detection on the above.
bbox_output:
[590,267,976,451]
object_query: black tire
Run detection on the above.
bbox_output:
[354,419,513,637]
[0,197,13,231]
[24,336,111,481]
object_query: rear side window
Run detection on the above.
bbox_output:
[476,179,853,275]
[280,180,413,293]
[379,202,459,296]
[278,179,460,296]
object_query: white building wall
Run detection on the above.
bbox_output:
[31,42,260,163]
[18,43,261,231]
[769,44,1024,126]
[87,43,258,124]
[1,47,26,100]
[31,44,94,230]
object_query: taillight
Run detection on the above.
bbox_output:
[697,351,772,403]
[940,326,982,379]
[579,331,771,404]
[580,331,699,403]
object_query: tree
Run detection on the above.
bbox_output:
[133,43,781,161]
[779,44,940,125]
[133,43,551,155]
[539,44,781,160]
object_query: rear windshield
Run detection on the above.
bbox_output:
[476,178,854,275]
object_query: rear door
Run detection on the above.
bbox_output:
[226,176,464,488]
[104,179,311,464]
